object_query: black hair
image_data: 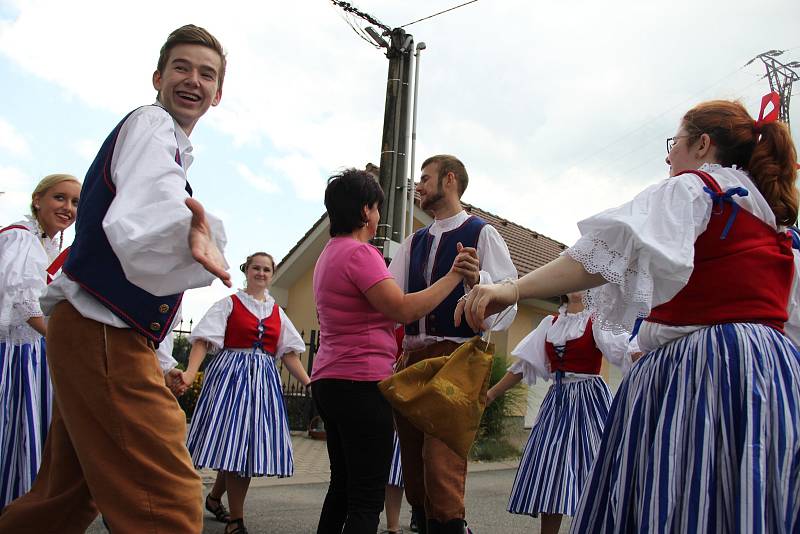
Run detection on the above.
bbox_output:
[325,169,385,237]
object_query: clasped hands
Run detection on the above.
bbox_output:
[454,278,519,331]
[165,368,197,397]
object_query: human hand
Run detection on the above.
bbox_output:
[166,368,189,397]
[186,198,232,288]
[454,280,519,331]
[451,242,480,287]
[630,351,644,363]
[180,370,197,389]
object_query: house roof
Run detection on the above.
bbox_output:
[277,201,567,279]
[460,202,567,277]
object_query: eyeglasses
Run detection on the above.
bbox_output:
[666,135,691,154]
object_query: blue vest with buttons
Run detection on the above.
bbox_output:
[62,106,190,344]
[405,215,486,338]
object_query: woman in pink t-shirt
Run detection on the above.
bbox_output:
[311,168,473,534]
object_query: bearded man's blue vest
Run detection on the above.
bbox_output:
[405,215,486,338]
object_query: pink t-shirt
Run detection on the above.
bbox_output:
[311,237,397,382]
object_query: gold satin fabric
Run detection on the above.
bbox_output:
[378,337,494,459]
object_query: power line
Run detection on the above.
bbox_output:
[400,0,479,28]
[329,0,391,32]
[605,73,767,174]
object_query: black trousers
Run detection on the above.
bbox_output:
[312,378,394,534]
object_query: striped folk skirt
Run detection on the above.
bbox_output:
[508,373,611,517]
[0,336,51,508]
[388,431,403,488]
[570,323,800,533]
[187,348,294,477]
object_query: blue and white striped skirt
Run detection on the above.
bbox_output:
[186,348,294,477]
[571,323,800,533]
[0,336,51,508]
[388,431,403,487]
[508,374,611,517]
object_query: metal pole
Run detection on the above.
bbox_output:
[391,35,413,245]
[407,42,426,237]
[375,30,403,255]
[375,28,413,257]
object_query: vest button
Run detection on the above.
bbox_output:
[149,322,161,331]
[159,304,170,314]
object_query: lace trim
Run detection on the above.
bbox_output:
[0,324,43,345]
[13,299,44,323]
[567,237,653,334]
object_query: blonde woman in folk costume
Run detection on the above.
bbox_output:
[458,94,800,532]
[182,252,310,534]
[0,174,80,508]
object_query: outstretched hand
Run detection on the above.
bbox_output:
[454,281,519,331]
[186,198,231,288]
[451,242,480,287]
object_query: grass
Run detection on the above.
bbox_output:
[470,353,526,461]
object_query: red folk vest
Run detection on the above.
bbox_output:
[223,295,281,354]
[544,315,603,375]
[647,170,794,331]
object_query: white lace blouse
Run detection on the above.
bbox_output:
[189,290,306,358]
[0,216,62,341]
[566,164,800,352]
[508,305,632,385]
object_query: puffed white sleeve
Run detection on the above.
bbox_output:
[188,297,233,354]
[592,319,633,371]
[103,107,227,297]
[388,236,412,292]
[156,334,178,374]
[275,308,306,359]
[508,315,553,385]
[0,230,48,328]
[476,225,518,331]
[566,174,711,333]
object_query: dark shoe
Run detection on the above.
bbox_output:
[428,518,468,534]
[226,518,248,534]
[410,507,427,534]
[205,494,231,523]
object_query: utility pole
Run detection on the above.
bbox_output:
[747,50,800,129]
[330,1,477,257]
[367,27,415,258]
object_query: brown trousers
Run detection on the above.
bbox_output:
[393,340,467,523]
[0,302,202,533]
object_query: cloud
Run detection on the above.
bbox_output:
[0,116,30,157]
[235,162,279,194]
[264,153,327,202]
[0,0,797,249]
[0,165,35,224]
[72,138,99,162]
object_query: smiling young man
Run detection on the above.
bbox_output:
[0,25,231,533]
[388,155,517,533]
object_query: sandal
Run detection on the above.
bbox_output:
[226,518,248,534]
[205,494,230,523]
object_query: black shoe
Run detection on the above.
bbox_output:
[410,507,427,534]
[428,518,468,534]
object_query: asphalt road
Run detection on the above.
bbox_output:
[87,468,571,533]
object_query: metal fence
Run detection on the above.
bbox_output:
[279,329,318,431]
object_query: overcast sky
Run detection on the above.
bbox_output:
[1,0,798,328]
